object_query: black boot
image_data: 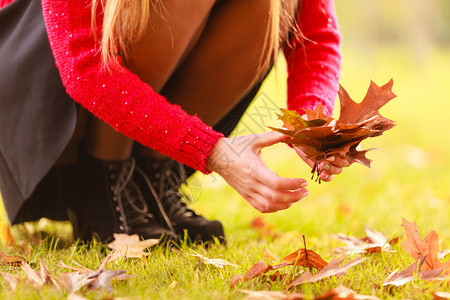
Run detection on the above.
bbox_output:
[65,153,177,243]
[136,157,225,244]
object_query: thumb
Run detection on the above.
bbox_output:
[253,131,287,149]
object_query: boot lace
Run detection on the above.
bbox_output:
[111,158,174,233]
[158,161,196,221]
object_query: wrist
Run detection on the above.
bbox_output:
[206,137,228,174]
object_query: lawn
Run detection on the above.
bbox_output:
[1,42,450,300]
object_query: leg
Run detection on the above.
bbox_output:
[161,0,300,125]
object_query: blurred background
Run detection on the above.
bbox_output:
[1,0,449,245]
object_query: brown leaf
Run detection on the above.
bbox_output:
[230,259,275,288]
[0,252,28,267]
[288,256,366,288]
[283,249,328,270]
[383,256,445,286]
[270,81,396,181]
[107,233,159,261]
[337,80,396,125]
[240,289,305,300]
[314,285,379,300]
[401,218,450,273]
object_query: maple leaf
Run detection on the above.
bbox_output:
[107,233,160,261]
[333,226,397,255]
[315,285,379,300]
[288,256,366,289]
[401,218,450,274]
[189,250,239,268]
[383,256,445,286]
[269,80,396,181]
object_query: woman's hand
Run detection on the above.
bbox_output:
[206,132,309,213]
[293,147,350,182]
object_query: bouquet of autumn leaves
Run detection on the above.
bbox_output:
[270,80,396,182]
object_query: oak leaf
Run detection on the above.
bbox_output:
[270,80,396,181]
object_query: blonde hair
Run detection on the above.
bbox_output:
[92,0,298,76]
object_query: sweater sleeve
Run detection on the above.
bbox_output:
[284,0,342,117]
[40,1,223,174]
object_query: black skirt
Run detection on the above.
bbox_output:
[0,0,263,224]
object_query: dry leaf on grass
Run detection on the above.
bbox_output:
[0,252,28,267]
[107,233,159,261]
[383,256,445,286]
[288,256,366,289]
[434,291,450,300]
[56,252,132,293]
[270,80,396,181]
[240,289,305,300]
[315,285,379,300]
[189,250,239,268]
[401,218,450,274]
[333,226,397,255]
[283,248,328,270]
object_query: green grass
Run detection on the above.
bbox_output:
[1,47,450,299]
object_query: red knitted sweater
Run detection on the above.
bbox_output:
[0,0,341,174]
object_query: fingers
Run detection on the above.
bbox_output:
[326,155,350,168]
[257,185,309,204]
[247,194,294,213]
[252,131,287,148]
[252,163,307,190]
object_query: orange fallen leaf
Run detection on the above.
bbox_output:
[283,249,328,270]
[401,218,450,274]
